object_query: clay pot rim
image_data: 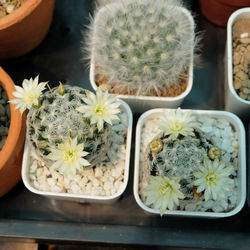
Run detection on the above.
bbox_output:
[0,0,42,30]
[217,0,250,7]
[0,67,23,170]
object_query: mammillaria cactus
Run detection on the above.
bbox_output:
[27,85,112,168]
[142,109,235,215]
[147,129,213,185]
[87,0,196,96]
[10,77,121,175]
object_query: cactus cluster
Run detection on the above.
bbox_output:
[88,0,195,96]
[27,85,112,167]
[147,128,215,198]
[142,109,237,214]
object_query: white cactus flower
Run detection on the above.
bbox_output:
[159,108,200,140]
[9,75,47,114]
[145,175,185,215]
[47,137,90,176]
[76,88,120,131]
[193,157,234,201]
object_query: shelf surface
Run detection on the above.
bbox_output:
[0,0,250,249]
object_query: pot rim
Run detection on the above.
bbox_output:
[0,0,42,30]
[217,0,250,7]
[0,67,23,170]
[134,108,246,218]
[227,8,250,105]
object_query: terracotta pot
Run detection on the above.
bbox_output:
[0,67,26,197]
[199,0,250,27]
[0,0,55,59]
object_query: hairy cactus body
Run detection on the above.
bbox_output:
[89,0,195,96]
[27,85,112,167]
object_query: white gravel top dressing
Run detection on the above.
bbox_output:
[139,115,240,213]
[28,109,128,197]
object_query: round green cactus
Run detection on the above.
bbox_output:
[88,0,195,96]
[146,128,214,193]
[27,85,112,167]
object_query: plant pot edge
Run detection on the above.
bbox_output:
[199,0,250,27]
[0,0,55,59]
[0,67,26,197]
[225,7,250,119]
[133,108,246,218]
[0,0,43,29]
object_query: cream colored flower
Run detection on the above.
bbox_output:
[47,137,90,176]
[159,108,199,140]
[9,76,47,114]
[193,157,234,201]
[76,88,120,131]
[145,175,185,215]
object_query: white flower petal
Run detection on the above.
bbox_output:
[77,88,120,131]
[159,108,200,140]
[47,137,90,176]
[193,158,234,202]
[10,76,47,114]
[144,176,184,215]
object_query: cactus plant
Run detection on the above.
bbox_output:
[10,77,121,176]
[27,85,112,168]
[87,0,195,97]
[146,128,225,202]
[147,129,213,184]
[139,109,238,215]
[10,76,135,201]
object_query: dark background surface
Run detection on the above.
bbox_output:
[0,0,250,249]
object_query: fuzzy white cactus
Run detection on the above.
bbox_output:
[86,0,196,96]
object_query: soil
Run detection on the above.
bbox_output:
[0,0,26,18]
[95,73,187,97]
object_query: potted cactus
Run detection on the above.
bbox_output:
[225,8,250,119]
[10,76,132,202]
[86,0,196,113]
[134,108,246,217]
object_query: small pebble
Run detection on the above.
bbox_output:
[47,178,56,187]
[6,4,14,13]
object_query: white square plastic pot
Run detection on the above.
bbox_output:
[21,100,133,203]
[225,8,250,119]
[134,109,246,218]
[90,4,194,114]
